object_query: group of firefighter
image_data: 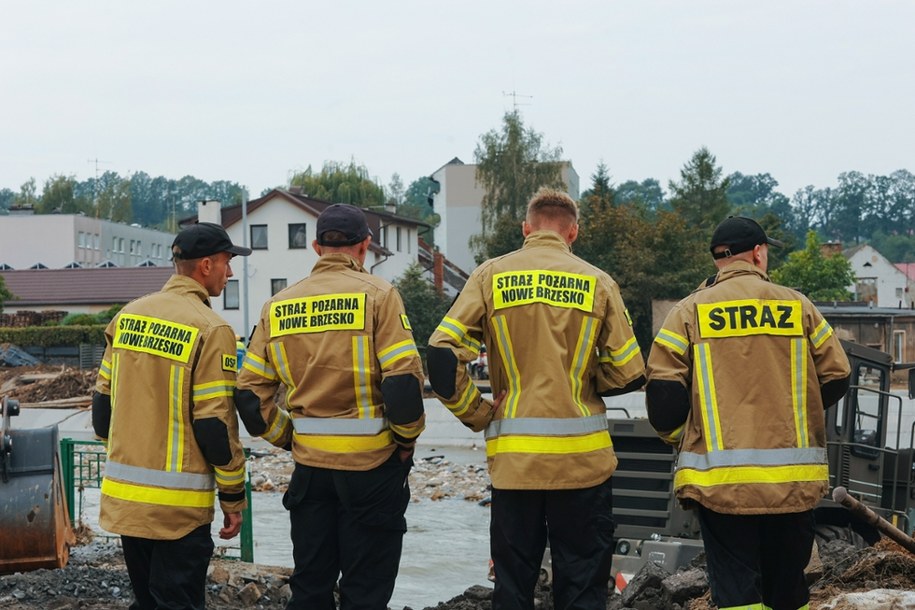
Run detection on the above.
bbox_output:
[91,189,850,610]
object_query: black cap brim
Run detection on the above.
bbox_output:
[226,245,252,257]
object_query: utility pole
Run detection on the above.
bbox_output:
[87,158,110,217]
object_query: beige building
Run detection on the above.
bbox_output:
[429,158,580,274]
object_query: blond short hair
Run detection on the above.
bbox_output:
[526,187,579,228]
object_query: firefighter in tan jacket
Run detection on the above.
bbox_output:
[92,222,251,610]
[428,188,645,610]
[646,216,851,610]
[235,204,425,610]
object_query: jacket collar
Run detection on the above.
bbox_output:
[163,274,212,308]
[713,260,771,284]
[522,230,572,252]
[312,252,367,275]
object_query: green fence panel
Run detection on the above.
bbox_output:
[60,438,255,561]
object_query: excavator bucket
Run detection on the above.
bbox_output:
[0,396,76,575]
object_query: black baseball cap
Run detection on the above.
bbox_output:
[172,222,252,259]
[710,216,785,259]
[316,204,372,246]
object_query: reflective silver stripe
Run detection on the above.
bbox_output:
[810,319,833,348]
[695,343,723,451]
[105,460,215,490]
[485,414,608,439]
[677,447,827,471]
[292,417,389,435]
[791,337,809,448]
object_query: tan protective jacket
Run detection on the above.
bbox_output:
[428,231,645,490]
[647,261,851,514]
[96,275,247,540]
[236,253,425,471]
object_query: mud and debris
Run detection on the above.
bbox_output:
[0,364,97,405]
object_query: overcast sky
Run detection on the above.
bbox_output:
[2,1,913,201]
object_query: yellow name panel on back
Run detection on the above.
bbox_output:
[113,314,199,363]
[492,270,596,313]
[697,299,803,338]
[270,293,366,337]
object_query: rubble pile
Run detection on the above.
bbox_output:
[248,448,491,502]
[0,365,97,405]
[0,542,293,610]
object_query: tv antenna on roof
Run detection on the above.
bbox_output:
[503,90,532,111]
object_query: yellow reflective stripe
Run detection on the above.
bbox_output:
[166,365,186,473]
[491,315,521,418]
[694,344,724,452]
[660,423,684,444]
[192,380,236,401]
[674,463,829,488]
[654,329,688,356]
[102,478,215,509]
[569,317,597,417]
[242,351,277,380]
[486,431,612,457]
[99,358,112,380]
[436,317,481,353]
[110,353,120,413]
[293,430,393,453]
[377,339,420,369]
[390,421,422,440]
[263,408,291,444]
[607,336,640,366]
[352,335,377,418]
[791,338,809,448]
[443,380,481,417]
[214,465,246,487]
[269,341,294,387]
[810,318,833,349]
[719,604,766,610]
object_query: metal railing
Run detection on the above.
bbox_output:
[60,438,254,562]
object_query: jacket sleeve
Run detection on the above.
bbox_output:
[427,273,496,432]
[594,277,646,395]
[645,303,693,446]
[234,304,293,450]
[375,287,425,449]
[190,324,248,514]
[92,318,117,442]
[806,304,852,405]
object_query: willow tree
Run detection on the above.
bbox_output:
[469,111,565,262]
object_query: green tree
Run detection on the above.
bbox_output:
[392,264,451,363]
[668,147,731,230]
[387,173,405,207]
[578,162,614,217]
[577,167,709,350]
[0,188,15,212]
[97,177,133,223]
[0,276,12,314]
[614,178,666,211]
[470,111,565,262]
[770,231,854,301]
[400,176,441,245]
[289,161,385,207]
[37,175,89,214]
[14,178,38,208]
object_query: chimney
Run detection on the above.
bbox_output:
[821,241,843,257]
[433,250,444,294]
[197,200,222,225]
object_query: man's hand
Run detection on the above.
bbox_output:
[219,511,243,540]
[397,447,414,463]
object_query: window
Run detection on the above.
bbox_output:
[250,225,268,249]
[271,278,288,295]
[396,226,402,252]
[407,229,411,254]
[224,280,240,309]
[93,234,100,250]
[78,232,85,248]
[894,330,906,364]
[896,287,904,299]
[288,223,308,249]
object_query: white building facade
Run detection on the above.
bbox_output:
[430,158,580,274]
[845,244,911,308]
[194,190,427,337]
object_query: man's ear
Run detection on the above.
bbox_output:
[568,223,579,244]
[522,221,532,237]
[312,240,322,256]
